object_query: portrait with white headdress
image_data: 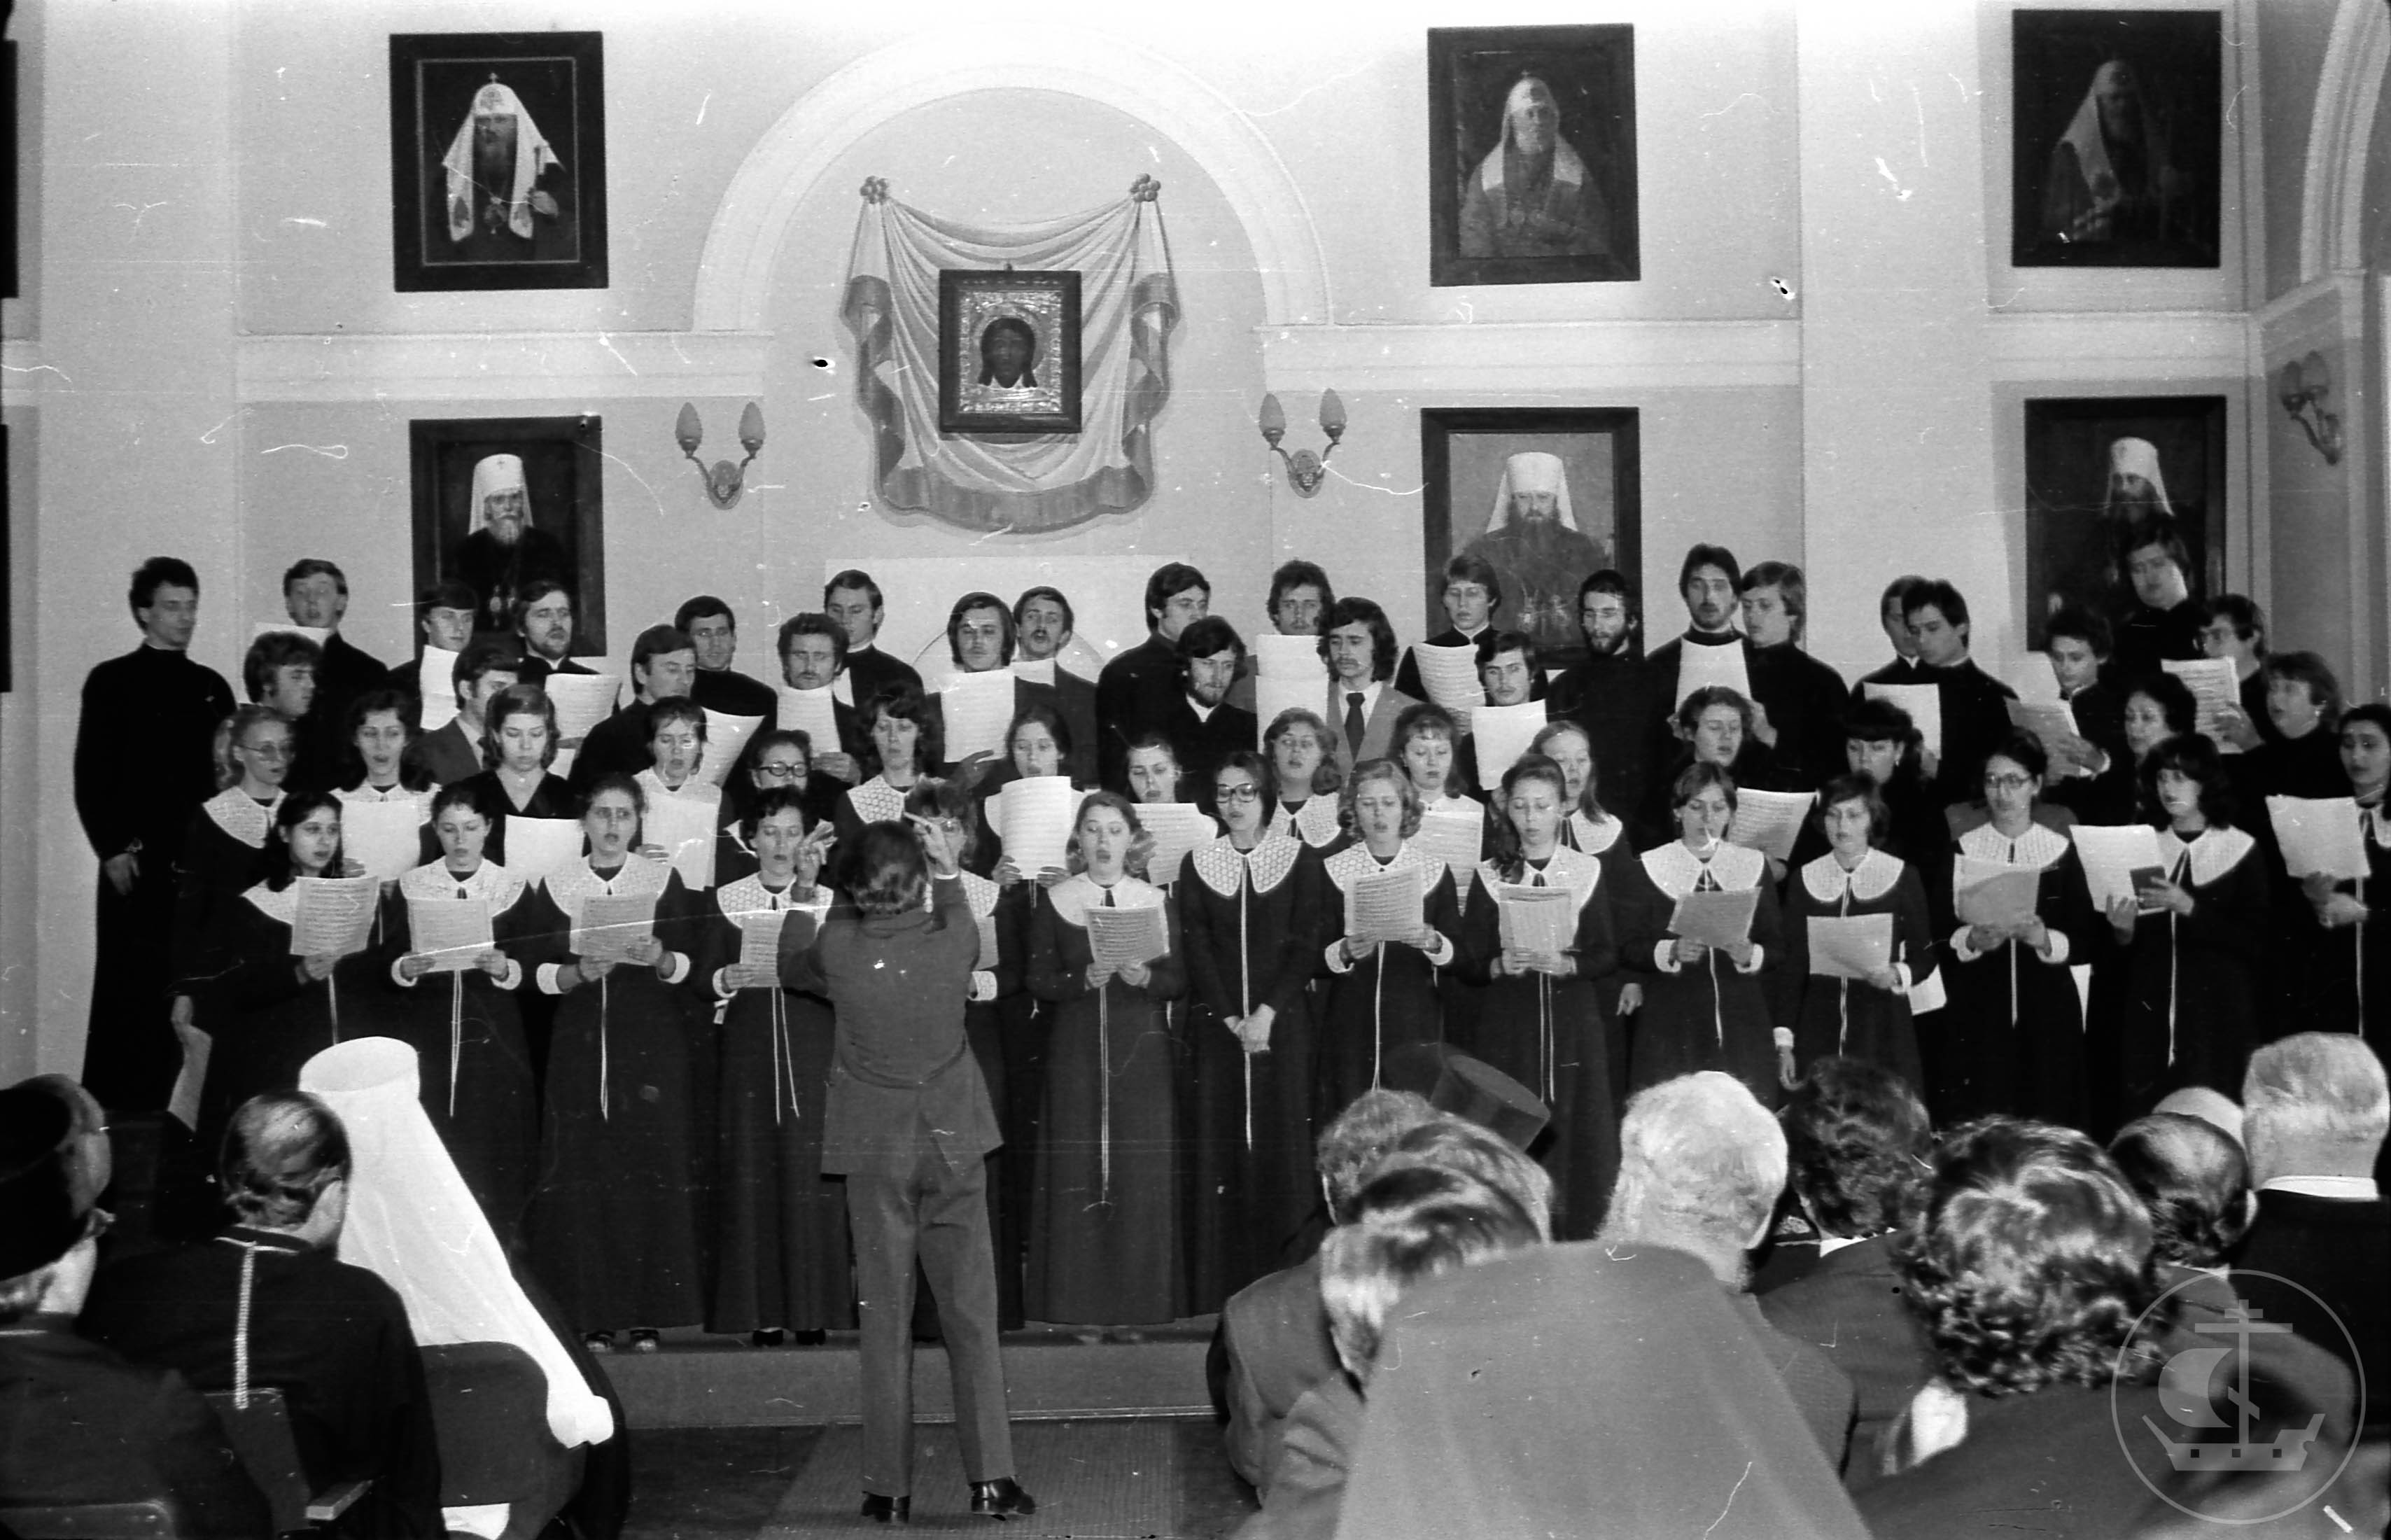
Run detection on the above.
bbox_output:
[2013,12,2219,267]
[1431,412,1631,668]
[395,37,601,289]
[2024,399,2224,647]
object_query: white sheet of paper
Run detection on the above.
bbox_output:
[1256,634,1327,681]
[2006,699,2084,767]
[737,908,787,974]
[1009,657,1056,687]
[1086,904,1170,970]
[1906,967,1948,1015]
[1953,858,2039,929]
[2071,823,2166,914]
[1668,886,1758,949]
[1495,884,1576,955]
[1345,867,1424,945]
[549,747,579,781]
[407,897,493,974]
[1468,702,1547,791]
[1413,807,1484,900]
[543,674,624,745]
[1254,675,1320,749]
[2267,795,2370,881]
[342,798,424,883]
[169,1023,211,1131]
[417,645,461,732]
[506,817,585,886]
[1412,641,1483,718]
[2163,657,2241,739]
[290,875,381,960]
[1727,789,1815,862]
[1863,682,1943,760]
[699,710,764,788]
[2012,654,2067,706]
[645,793,719,890]
[1137,802,1216,887]
[255,620,331,647]
[776,683,843,748]
[941,670,1018,762]
[1807,913,1892,980]
[572,892,657,962]
[1673,643,1750,712]
[998,776,1081,876]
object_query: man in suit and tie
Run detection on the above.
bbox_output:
[1321,597,1419,780]
[1011,585,1099,785]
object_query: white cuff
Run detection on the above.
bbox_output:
[538,961,567,995]
[1421,932,1454,968]
[713,967,738,1001]
[657,951,692,985]
[494,958,522,992]
[971,970,998,1002]
[2036,929,2070,966]
[1653,941,1682,974]
[1736,944,1765,975]
[1951,927,1986,962]
[1325,939,1355,974]
[1772,1026,1795,1051]
[391,958,421,988]
[1890,960,1913,992]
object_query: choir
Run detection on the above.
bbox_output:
[78,529,2391,1344]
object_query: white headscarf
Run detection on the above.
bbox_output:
[442,81,560,244]
[1477,76,1587,194]
[468,454,529,534]
[300,1038,613,1450]
[2058,61,2165,213]
[2103,436,2175,518]
[1485,450,1580,533]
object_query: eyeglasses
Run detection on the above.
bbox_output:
[752,764,805,780]
[239,740,293,760]
[1984,774,2034,792]
[1215,785,1262,804]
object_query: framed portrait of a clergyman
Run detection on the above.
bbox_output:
[937,270,1084,436]
[388,31,608,293]
[2023,396,2226,650]
[2010,10,2220,268]
[1428,24,1639,288]
[409,415,608,654]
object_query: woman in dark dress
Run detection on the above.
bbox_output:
[1025,790,1188,1331]
[444,682,581,870]
[1617,762,1786,1107]
[519,773,707,1352]
[1179,750,1324,1310]
[1312,760,1464,1115]
[170,705,293,1053]
[382,778,540,1246]
[834,684,938,847]
[1930,732,2097,1128]
[1457,753,1620,1240]
[1264,708,1347,851]
[1779,772,1937,1092]
[330,688,435,889]
[696,785,854,1345]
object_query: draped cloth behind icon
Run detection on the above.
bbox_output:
[841,183,1179,533]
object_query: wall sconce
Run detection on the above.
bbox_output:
[675,401,767,508]
[2279,352,2344,466]
[1258,389,1347,498]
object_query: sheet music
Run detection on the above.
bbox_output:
[506,817,585,886]
[1468,702,1547,790]
[2012,653,2067,706]
[737,908,787,975]
[699,710,764,788]
[289,875,380,959]
[342,798,423,882]
[168,1023,211,1131]
[1807,913,1892,979]
[2071,823,2166,914]
[1727,789,1814,862]
[1667,886,1758,949]
[407,897,493,974]
[1009,657,1056,687]
[1494,883,1576,955]
[2163,657,2241,740]
[1906,966,1948,1015]
[776,683,843,750]
[2005,699,2087,774]
[1253,676,1319,749]
[941,671,1018,762]
[1256,634,1327,680]
[572,892,657,962]
[1412,641,1483,718]
[1086,903,1170,970]
[1413,807,1484,899]
[1953,858,2040,929]
[1672,643,1749,712]
[998,776,1081,875]
[254,620,331,647]
[1137,802,1216,887]
[1345,867,1424,945]
[417,645,461,732]
[1863,682,1942,760]
[543,674,623,746]
[645,792,719,890]
[2267,795,2370,881]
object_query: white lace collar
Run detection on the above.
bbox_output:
[1191,832,1303,899]
[1639,840,1765,900]
[1568,811,1624,856]
[1272,797,1343,848]
[715,872,828,920]
[204,787,283,848]
[847,776,906,825]
[1046,872,1167,926]
[1956,821,2073,871]
[1323,840,1436,894]
[241,881,297,924]
[544,854,673,916]
[1801,848,1904,904]
[2155,825,2257,888]
[958,868,1001,919]
[638,769,721,807]
[400,860,526,911]
[1479,845,1602,910]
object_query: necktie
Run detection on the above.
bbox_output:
[1345,692,1366,760]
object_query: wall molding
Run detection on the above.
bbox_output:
[2252,271,2367,368]
[1984,309,2249,382]
[1258,318,1800,393]
[232,330,771,405]
[2300,0,2391,284]
[690,25,1332,333]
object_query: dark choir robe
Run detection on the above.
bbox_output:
[1456,846,1620,1241]
[923,673,1063,780]
[1786,770,1947,877]
[1779,849,1935,1093]
[2290,804,2391,1066]
[1547,650,1660,831]
[311,632,389,733]
[690,664,777,721]
[443,768,580,869]
[1157,696,1259,816]
[1560,808,1639,1102]
[2243,727,2346,802]
[1023,875,1188,1326]
[2096,824,2267,1128]
[1390,624,1490,705]
[514,653,598,689]
[694,875,853,1336]
[1893,658,2017,808]
[452,526,568,636]
[2039,684,2131,825]
[169,790,288,1042]
[1928,820,2096,1128]
[958,869,1033,1331]
[2238,666,2282,746]
[1050,665,1102,786]
[567,700,660,794]
[2111,595,2206,680]
[519,856,708,1333]
[837,644,923,714]
[1644,628,1744,760]
[1616,840,1785,1107]
[1311,843,1463,1116]
[76,642,238,1108]
[414,718,484,789]
[1094,632,1181,792]
[78,1228,440,1540]
[378,860,539,1246]
[1639,742,1785,850]
[1746,641,1851,792]
[1179,834,1325,1312]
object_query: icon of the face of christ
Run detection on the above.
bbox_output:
[978,317,1039,389]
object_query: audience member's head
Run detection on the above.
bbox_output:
[1783,1058,1930,1241]
[2241,1032,2390,1187]
[220,1091,352,1247]
[843,821,930,918]
[1374,1114,1555,1240]
[0,1078,106,1327]
[2152,1086,2244,1148]
[1314,1088,1438,1224]
[1599,1072,1786,1284]
[2109,1112,2252,1270]
[1317,1164,1543,1383]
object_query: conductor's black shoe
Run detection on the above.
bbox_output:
[968,1478,1036,1519]
[859,1492,909,1523]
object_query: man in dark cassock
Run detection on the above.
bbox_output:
[1096,563,1210,793]
[384,580,476,723]
[1857,575,1928,688]
[1011,586,1100,785]
[450,454,569,638]
[283,559,388,778]
[920,592,1065,786]
[75,558,237,1111]
[675,594,777,722]
[823,569,923,713]
[1547,569,1657,826]
[512,577,595,688]
[1893,580,2018,807]
[2112,516,2205,681]
[1738,561,1849,793]
[1393,553,1499,705]
[1153,617,1256,817]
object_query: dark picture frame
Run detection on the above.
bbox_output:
[2010,9,2220,269]
[1420,407,1641,673]
[388,31,608,293]
[937,270,1083,435]
[2023,395,2227,650]
[1428,24,1639,288]
[409,415,607,655]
